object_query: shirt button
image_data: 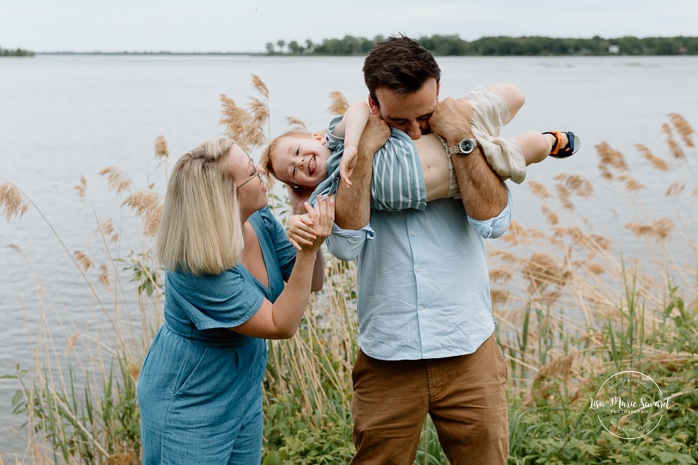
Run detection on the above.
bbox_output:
[411,231,416,236]
[415,267,420,273]
[418,305,425,311]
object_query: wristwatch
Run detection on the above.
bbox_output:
[448,137,478,156]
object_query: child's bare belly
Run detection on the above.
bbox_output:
[413,133,451,201]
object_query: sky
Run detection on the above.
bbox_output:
[1,0,697,53]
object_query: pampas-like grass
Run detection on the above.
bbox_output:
[553,174,593,197]
[625,217,675,241]
[668,112,695,148]
[121,191,163,237]
[635,143,670,171]
[99,166,134,194]
[328,91,349,115]
[219,75,270,154]
[662,122,685,160]
[528,180,551,199]
[74,250,94,272]
[286,116,307,130]
[154,135,169,159]
[0,182,29,221]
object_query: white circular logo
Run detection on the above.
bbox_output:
[590,370,668,439]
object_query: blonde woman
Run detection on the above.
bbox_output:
[137,138,334,465]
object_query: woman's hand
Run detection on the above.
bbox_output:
[286,213,317,251]
[291,195,335,254]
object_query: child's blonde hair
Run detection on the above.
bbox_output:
[260,131,315,181]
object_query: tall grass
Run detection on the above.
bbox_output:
[1,77,696,464]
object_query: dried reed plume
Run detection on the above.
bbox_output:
[528,181,551,199]
[328,91,349,116]
[121,191,163,237]
[595,141,628,180]
[586,262,605,275]
[0,182,29,221]
[98,218,119,242]
[251,74,269,99]
[625,217,675,242]
[542,206,559,225]
[99,167,134,194]
[634,144,669,171]
[154,135,169,159]
[536,352,579,381]
[668,112,695,148]
[66,333,80,356]
[98,263,110,287]
[286,116,307,130]
[490,289,509,306]
[218,75,270,153]
[74,175,87,198]
[552,174,593,197]
[555,184,574,210]
[522,253,568,289]
[589,234,611,251]
[74,250,94,272]
[617,173,645,191]
[489,267,513,282]
[662,123,685,160]
[527,352,584,405]
[219,93,268,152]
[665,181,685,197]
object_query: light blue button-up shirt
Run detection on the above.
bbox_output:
[327,194,512,361]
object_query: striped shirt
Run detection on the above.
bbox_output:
[308,116,427,211]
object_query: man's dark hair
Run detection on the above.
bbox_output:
[363,35,441,107]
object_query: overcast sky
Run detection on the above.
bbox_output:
[2,0,697,53]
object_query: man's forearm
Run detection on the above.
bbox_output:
[451,147,508,220]
[335,138,373,229]
[430,97,507,219]
[335,115,389,229]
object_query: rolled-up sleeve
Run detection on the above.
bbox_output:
[467,186,512,239]
[326,223,375,261]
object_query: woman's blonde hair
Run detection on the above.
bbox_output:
[156,138,244,275]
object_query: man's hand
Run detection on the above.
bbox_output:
[429,97,474,146]
[360,114,391,156]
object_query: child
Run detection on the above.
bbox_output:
[261,83,579,212]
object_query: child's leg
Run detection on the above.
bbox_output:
[514,131,569,166]
[487,83,525,121]
[514,131,555,166]
[513,131,575,166]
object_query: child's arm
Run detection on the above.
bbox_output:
[332,102,370,187]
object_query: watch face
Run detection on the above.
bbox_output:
[459,139,475,153]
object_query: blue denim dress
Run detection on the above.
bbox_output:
[138,207,296,464]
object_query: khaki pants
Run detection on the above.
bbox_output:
[350,334,509,465]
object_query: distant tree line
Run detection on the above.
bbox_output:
[265,35,698,56]
[0,47,34,57]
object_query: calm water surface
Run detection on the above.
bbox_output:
[1,55,697,457]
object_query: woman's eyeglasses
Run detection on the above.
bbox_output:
[237,153,263,189]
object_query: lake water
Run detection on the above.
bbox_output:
[1,55,697,457]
